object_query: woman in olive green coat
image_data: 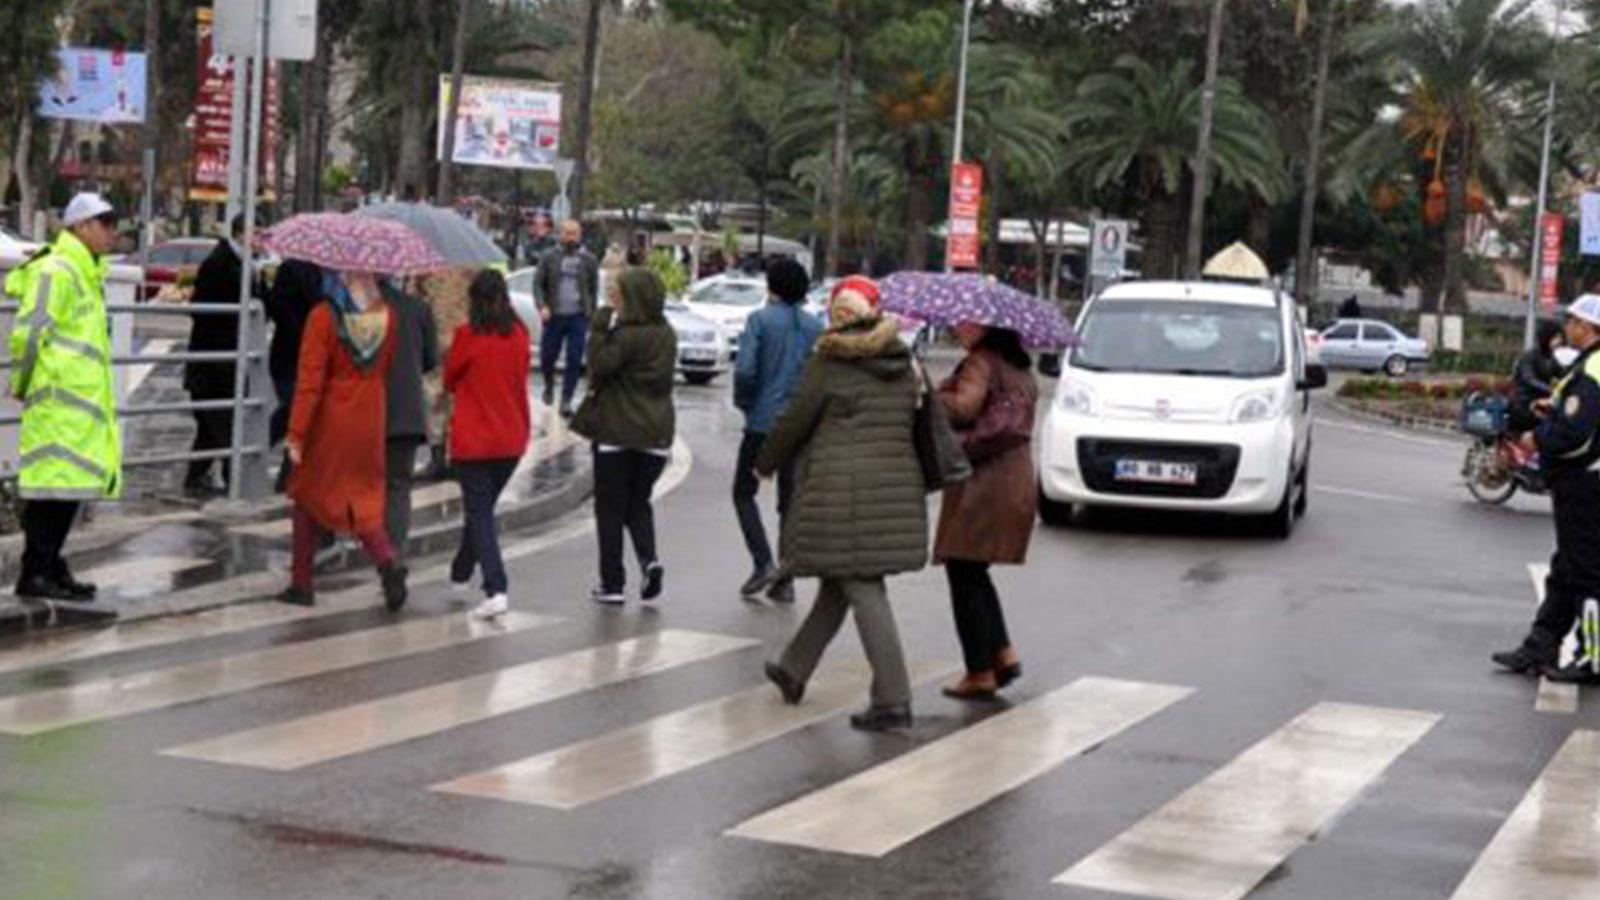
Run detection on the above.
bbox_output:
[756,276,928,731]
[570,268,677,605]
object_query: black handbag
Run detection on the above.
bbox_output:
[912,360,972,492]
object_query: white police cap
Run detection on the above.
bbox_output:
[62,193,116,227]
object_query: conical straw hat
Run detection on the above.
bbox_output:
[1202,242,1270,282]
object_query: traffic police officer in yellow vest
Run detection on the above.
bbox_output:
[1495,294,1600,683]
[4,193,123,601]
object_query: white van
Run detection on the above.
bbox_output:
[1038,280,1327,537]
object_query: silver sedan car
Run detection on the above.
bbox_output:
[1316,318,1431,377]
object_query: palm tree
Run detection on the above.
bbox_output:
[1062,55,1284,280]
[1352,0,1546,312]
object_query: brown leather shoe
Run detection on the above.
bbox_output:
[942,672,999,701]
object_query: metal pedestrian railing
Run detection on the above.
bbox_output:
[0,256,274,501]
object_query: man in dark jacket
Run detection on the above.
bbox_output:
[1509,318,1564,434]
[1495,296,1600,683]
[535,219,601,417]
[570,269,678,604]
[756,277,927,732]
[265,260,322,492]
[732,259,824,603]
[183,215,262,496]
[383,284,440,558]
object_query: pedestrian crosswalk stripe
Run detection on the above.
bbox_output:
[726,676,1191,858]
[1528,562,1579,715]
[432,662,955,810]
[161,629,758,771]
[1448,729,1600,899]
[0,612,557,736]
[1055,702,1439,900]
[231,484,463,539]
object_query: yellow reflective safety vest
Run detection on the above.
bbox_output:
[5,230,121,500]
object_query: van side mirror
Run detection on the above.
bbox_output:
[1300,364,1329,391]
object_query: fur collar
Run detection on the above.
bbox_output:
[816,317,903,360]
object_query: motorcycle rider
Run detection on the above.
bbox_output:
[1493,295,1600,682]
[1508,319,1564,435]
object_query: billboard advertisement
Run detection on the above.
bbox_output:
[438,76,562,171]
[1541,212,1564,310]
[38,48,147,124]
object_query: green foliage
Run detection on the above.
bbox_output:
[0,0,66,152]
[646,248,689,297]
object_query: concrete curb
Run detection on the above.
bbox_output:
[1329,398,1462,437]
[0,446,594,635]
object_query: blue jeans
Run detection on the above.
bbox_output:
[450,458,518,596]
[541,313,589,406]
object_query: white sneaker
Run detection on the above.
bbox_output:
[447,579,475,604]
[470,594,509,620]
[591,586,626,606]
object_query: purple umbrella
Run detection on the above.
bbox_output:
[879,272,1077,351]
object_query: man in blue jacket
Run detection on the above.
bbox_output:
[733,259,823,603]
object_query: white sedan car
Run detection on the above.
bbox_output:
[509,265,729,384]
[682,274,767,361]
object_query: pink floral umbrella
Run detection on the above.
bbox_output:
[259,213,450,275]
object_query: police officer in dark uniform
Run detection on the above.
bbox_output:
[1493,295,1600,682]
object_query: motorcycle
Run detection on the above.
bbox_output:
[1460,393,1547,504]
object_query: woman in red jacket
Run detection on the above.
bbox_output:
[444,270,532,619]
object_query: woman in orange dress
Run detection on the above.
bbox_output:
[281,270,408,610]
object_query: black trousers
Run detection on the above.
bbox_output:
[21,500,80,582]
[1525,471,1600,659]
[385,437,423,559]
[732,431,794,572]
[187,408,233,487]
[593,448,668,592]
[452,458,518,596]
[271,373,296,491]
[946,559,1012,674]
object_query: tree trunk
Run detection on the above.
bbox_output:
[1246,194,1271,256]
[1031,218,1050,298]
[570,0,604,218]
[1442,137,1469,314]
[827,26,854,278]
[984,152,1005,275]
[395,0,433,201]
[436,0,470,206]
[1144,190,1182,281]
[903,167,934,271]
[1294,0,1335,305]
[1185,0,1226,278]
[293,61,318,212]
[14,115,36,240]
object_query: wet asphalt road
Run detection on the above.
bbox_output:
[0,374,1587,900]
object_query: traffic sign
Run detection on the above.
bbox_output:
[216,0,317,61]
[1090,220,1129,279]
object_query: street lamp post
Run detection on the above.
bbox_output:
[946,0,977,275]
[1524,0,1565,349]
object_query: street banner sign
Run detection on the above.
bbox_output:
[1090,220,1130,279]
[1541,212,1564,310]
[946,162,983,271]
[1580,193,1600,256]
[191,8,276,202]
[38,48,147,124]
[438,77,563,171]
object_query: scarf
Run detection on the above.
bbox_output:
[322,271,389,370]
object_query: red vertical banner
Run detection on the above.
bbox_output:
[946,162,983,271]
[1541,212,1564,310]
[190,6,278,203]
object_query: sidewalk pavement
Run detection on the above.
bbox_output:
[0,399,592,635]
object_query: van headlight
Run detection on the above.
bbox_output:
[1057,379,1096,416]
[1230,389,1280,424]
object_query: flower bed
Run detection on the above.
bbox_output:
[1336,375,1513,429]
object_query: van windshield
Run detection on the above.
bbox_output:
[1071,299,1284,377]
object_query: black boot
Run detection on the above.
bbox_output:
[381,564,409,612]
[14,573,81,602]
[52,561,96,600]
[1492,645,1554,675]
[278,585,315,607]
[850,704,912,732]
[764,662,805,706]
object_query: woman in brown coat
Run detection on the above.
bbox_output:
[935,323,1039,700]
[281,270,408,611]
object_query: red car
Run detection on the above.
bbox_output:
[132,237,217,301]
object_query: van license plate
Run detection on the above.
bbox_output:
[1114,460,1199,486]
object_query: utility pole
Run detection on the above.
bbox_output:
[946,0,977,274]
[140,0,162,255]
[1185,0,1226,279]
[1524,0,1565,349]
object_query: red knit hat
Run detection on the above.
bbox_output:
[829,275,881,326]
